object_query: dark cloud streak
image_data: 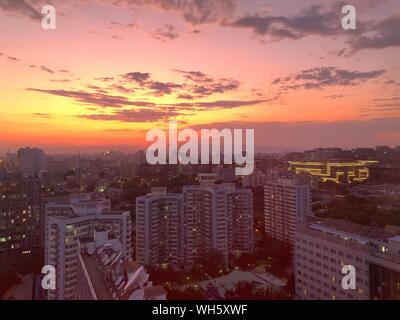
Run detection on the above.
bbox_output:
[0,0,42,21]
[151,24,180,41]
[273,67,385,91]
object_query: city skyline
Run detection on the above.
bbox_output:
[1,135,400,300]
[1,144,399,158]
[0,0,399,153]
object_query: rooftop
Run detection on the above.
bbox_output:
[78,233,165,301]
[143,286,167,299]
[197,271,285,299]
[317,218,395,242]
[81,253,113,300]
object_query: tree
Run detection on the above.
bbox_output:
[86,185,95,192]
[0,263,18,298]
[147,265,180,285]
[167,286,204,300]
[225,281,258,299]
[64,170,75,180]
[224,281,290,300]
[107,182,120,189]
[233,235,292,277]
[284,273,295,297]
[200,250,226,277]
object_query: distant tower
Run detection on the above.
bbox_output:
[77,151,82,188]
[17,147,45,177]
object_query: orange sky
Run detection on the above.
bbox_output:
[0,0,399,153]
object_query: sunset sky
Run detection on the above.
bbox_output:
[0,0,399,153]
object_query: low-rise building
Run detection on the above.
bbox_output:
[295,219,400,300]
[77,229,166,300]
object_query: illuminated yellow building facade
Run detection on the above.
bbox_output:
[288,160,379,184]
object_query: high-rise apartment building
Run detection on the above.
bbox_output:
[264,174,311,245]
[183,183,230,266]
[295,219,400,300]
[136,178,254,270]
[0,171,41,259]
[17,147,45,178]
[242,169,266,189]
[227,188,254,253]
[136,187,184,268]
[45,192,131,300]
